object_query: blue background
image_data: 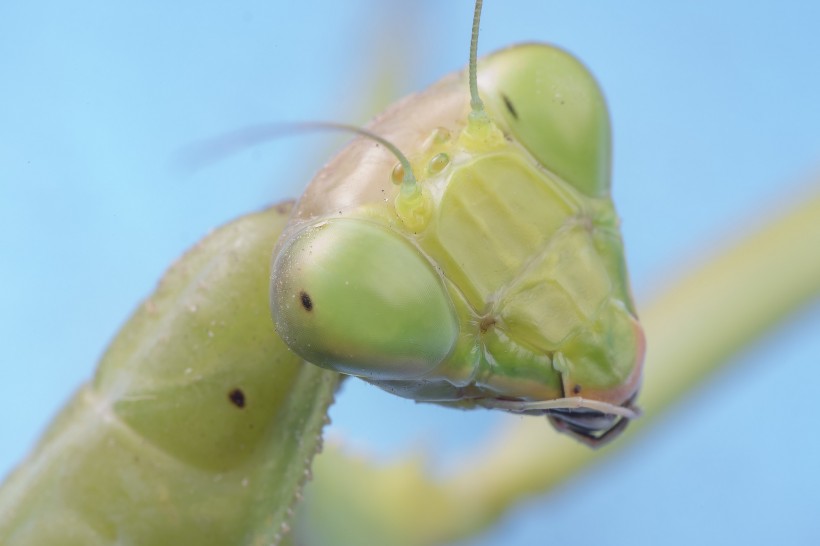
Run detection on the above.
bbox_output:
[2,1,819,544]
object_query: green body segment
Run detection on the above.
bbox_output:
[0,205,339,546]
[271,43,643,412]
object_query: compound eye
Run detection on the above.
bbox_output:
[271,219,458,380]
[479,44,612,197]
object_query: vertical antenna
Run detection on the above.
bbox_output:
[468,0,488,122]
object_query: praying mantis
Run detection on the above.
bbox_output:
[1,1,820,544]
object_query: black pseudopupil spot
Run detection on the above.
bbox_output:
[501,93,518,119]
[299,290,313,311]
[229,388,246,408]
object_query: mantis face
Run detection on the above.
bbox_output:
[271,44,644,447]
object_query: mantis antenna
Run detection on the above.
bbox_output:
[176,121,419,193]
[461,0,501,149]
[468,0,488,124]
